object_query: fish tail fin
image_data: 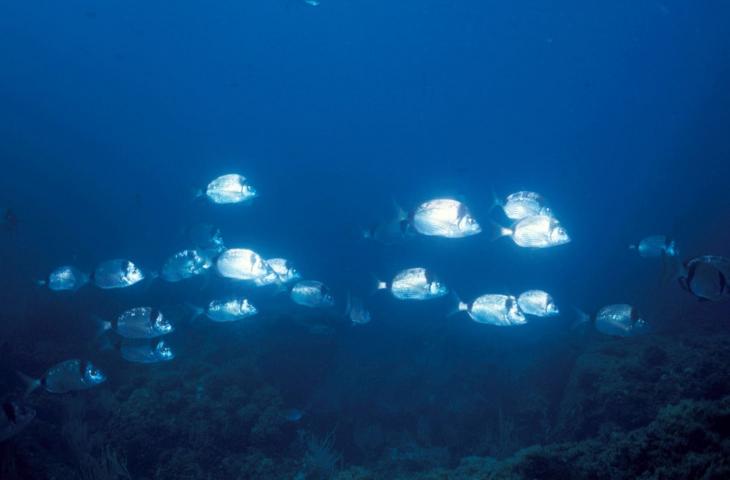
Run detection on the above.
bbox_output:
[185,303,205,321]
[35,279,46,287]
[570,307,591,330]
[392,198,408,222]
[272,281,290,296]
[488,220,512,241]
[93,315,113,338]
[17,371,40,397]
[488,187,502,213]
[370,274,387,295]
[628,244,637,250]
[192,188,204,200]
[447,292,468,317]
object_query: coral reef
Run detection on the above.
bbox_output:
[3,316,730,479]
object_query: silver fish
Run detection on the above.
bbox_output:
[501,214,570,248]
[500,191,552,221]
[39,265,89,291]
[161,249,213,282]
[592,304,648,337]
[93,259,146,289]
[120,339,175,364]
[0,400,35,441]
[216,248,273,281]
[456,294,526,326]
[102,307,173,339]
[411,198,481,238]
[346,292,371,325]
[268,258,300,283]
[679,255,730,302]
[254,258,301,287]
[517,290,559,317]
[630,235,678,258]
[204,174,257,204]
[202,298,258,322]
[20,359,106,395]
[377,268,448,300]
[291,280,335,308]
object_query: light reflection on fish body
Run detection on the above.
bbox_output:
[378,268,448,300]
[517,290,559,317]
[205,174,257,204]
[630,235,678,258]
[206,298,258,322]
[594,304,648,337]
[44,266,89,291]
[24,359,106,394]
[502,191,552,221]
[161,249,213,282]
[120,340,175,364]
[107,307,173,339]
[411,198,481,238]
[216,248,273,281]
[458,294,526,326]
[504,215,570,248]
[291,280,335,308]
[93,259,146,289]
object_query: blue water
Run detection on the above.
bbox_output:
[2,1,730,479]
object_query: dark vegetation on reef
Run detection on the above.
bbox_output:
[2,298,729,479]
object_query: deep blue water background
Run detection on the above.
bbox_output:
[2,0,730,476]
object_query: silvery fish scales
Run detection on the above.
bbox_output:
[267,258,301,284]
[161,249,212,282]
[216,248,272,281]
[112,307,173,339]
[517,290,559,317]
[502,191,551,221]
[631,235,677,258]
[595,304,647,337]
[206,298,258,322]
[37,360,106,394]
[93,259,145,289]
[411,198,481,238]
[205,174,257,204]
[462,294,526,326]
[384,267,448,300]
[291,280,335,308]
[120,340,175,364]
[509,215,570,248]
[46,265,89,291]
